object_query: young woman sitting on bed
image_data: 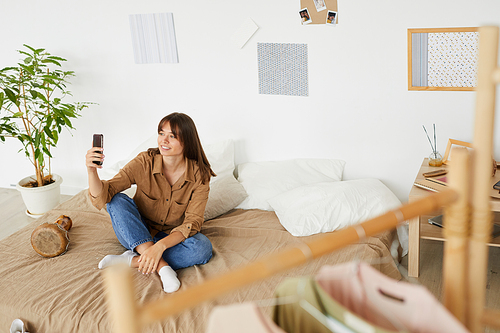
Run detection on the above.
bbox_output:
[85,112,216,293]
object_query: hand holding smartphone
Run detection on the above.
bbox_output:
[93,134,104,166]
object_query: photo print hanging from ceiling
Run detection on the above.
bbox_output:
[257,43,309,97]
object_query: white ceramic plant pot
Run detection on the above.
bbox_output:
[16,174,63,217]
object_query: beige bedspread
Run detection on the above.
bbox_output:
[0,190,401,333]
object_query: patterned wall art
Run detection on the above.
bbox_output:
[257,43,308,97]
[408,27,479,91]
[129,13,178,64]
[427,32,479,87]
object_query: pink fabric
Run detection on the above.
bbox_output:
[206,302,286,333]
[316,262,470,333]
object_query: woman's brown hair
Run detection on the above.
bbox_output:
[148,112,216,183]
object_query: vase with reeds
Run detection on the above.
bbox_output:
[423,124,443,167]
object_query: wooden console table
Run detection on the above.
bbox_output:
[407,158,500,277]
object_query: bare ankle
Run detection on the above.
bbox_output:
[157,260,168,273]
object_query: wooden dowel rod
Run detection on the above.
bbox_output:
[467,25,499,333]
[102,263,139,333]
[138,189,458,326]
[492,67,500,84]
[442,148,470,323]
[482,309,500,329]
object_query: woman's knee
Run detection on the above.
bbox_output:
[191,233,213,264]
[166,233,213,270]
[196,233,212,251]
[107,193,132,213]
[107,193,142,224]
[106,193,151,249]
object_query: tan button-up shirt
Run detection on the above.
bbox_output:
[89,151,210,239]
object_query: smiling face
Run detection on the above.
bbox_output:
[157,122,184,158]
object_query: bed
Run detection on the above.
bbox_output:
[0,190,400,333]
[0,140,405,332]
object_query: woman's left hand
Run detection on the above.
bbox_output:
[137,243,165,274]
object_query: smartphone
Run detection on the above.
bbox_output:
[92,134,104,166]
[494,180,500,190]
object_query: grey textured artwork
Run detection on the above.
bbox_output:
[258,43,308,96]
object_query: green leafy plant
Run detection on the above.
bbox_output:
[0,44,90,187]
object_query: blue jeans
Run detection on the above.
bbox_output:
[106,193,213,271]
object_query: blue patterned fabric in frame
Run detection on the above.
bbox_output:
[258,43,309,97]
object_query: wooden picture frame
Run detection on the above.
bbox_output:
[408,27,479,91]
[442,139,473,164]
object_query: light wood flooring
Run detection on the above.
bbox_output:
[0,187,72,240]
[1,187,499,331]
[400,241,500,330]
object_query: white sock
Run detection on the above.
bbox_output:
[158,266,181,293]
[98,250,137,269]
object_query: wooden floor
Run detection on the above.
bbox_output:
[397,235,500,332]
[0,187,72,241]
[1,187,499,331]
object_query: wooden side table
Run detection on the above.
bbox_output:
[408,158,500,277]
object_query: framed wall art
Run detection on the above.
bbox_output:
[442,139,473,165]
[408,27,479,91]
[129,13,178,64]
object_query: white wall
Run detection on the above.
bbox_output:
[1,0,500,202]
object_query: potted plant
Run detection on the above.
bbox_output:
[0,44,90,216]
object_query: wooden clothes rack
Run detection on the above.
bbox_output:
[103,25,500,333]
[441,25,500,333]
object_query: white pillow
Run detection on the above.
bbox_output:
[204,140,235,177]
[204,174,248,221]
[236,159,345,211]
[99,134,157,181]
[267,179,401,237]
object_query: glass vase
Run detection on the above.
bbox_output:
[429,151,443,167]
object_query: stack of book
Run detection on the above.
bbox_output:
[414,176,447,192]
[428,215,500,238]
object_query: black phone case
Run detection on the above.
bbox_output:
[93,134,103,166]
